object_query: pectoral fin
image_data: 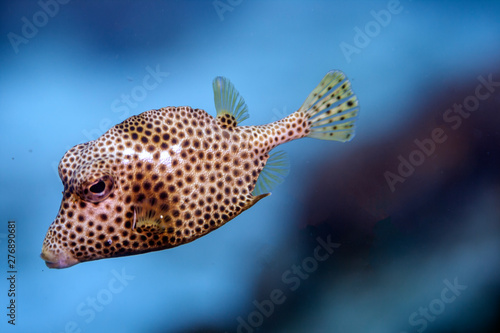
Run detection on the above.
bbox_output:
[133,204,172,233]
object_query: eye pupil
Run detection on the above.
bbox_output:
[89,180,106,194]
[81,176,114,202]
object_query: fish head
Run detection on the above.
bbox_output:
[41,139,133,268]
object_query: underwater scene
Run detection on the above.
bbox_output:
[1,0,500,332]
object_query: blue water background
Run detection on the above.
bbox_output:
[1,1,500,332]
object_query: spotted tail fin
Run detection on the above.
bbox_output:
[299,70,359,142]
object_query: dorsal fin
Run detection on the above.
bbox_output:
[213,76,249,127]
[252,150,290,196]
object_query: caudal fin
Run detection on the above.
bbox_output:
[299,70,359,142]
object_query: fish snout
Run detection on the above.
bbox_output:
[40,246,79,269]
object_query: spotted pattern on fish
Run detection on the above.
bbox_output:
[41,70,359,268]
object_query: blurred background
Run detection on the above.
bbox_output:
[1,0,499,332]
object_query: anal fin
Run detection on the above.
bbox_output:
[252,150,290,196]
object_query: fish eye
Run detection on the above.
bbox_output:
[89,180,106,194]
[80,175,115,203]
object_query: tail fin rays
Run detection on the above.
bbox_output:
[300,71,359,142]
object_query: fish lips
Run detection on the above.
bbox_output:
[40,250,79,269]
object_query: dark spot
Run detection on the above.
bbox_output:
[137,193,146,202]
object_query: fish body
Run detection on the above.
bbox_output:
[41,71,359,268]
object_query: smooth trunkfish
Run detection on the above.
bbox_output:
[41,70,359,268]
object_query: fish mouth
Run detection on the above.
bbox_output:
[40,249,79,269]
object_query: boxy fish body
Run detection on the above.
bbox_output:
[41,71,359,268]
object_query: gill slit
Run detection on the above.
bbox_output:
[133,207,137,230]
